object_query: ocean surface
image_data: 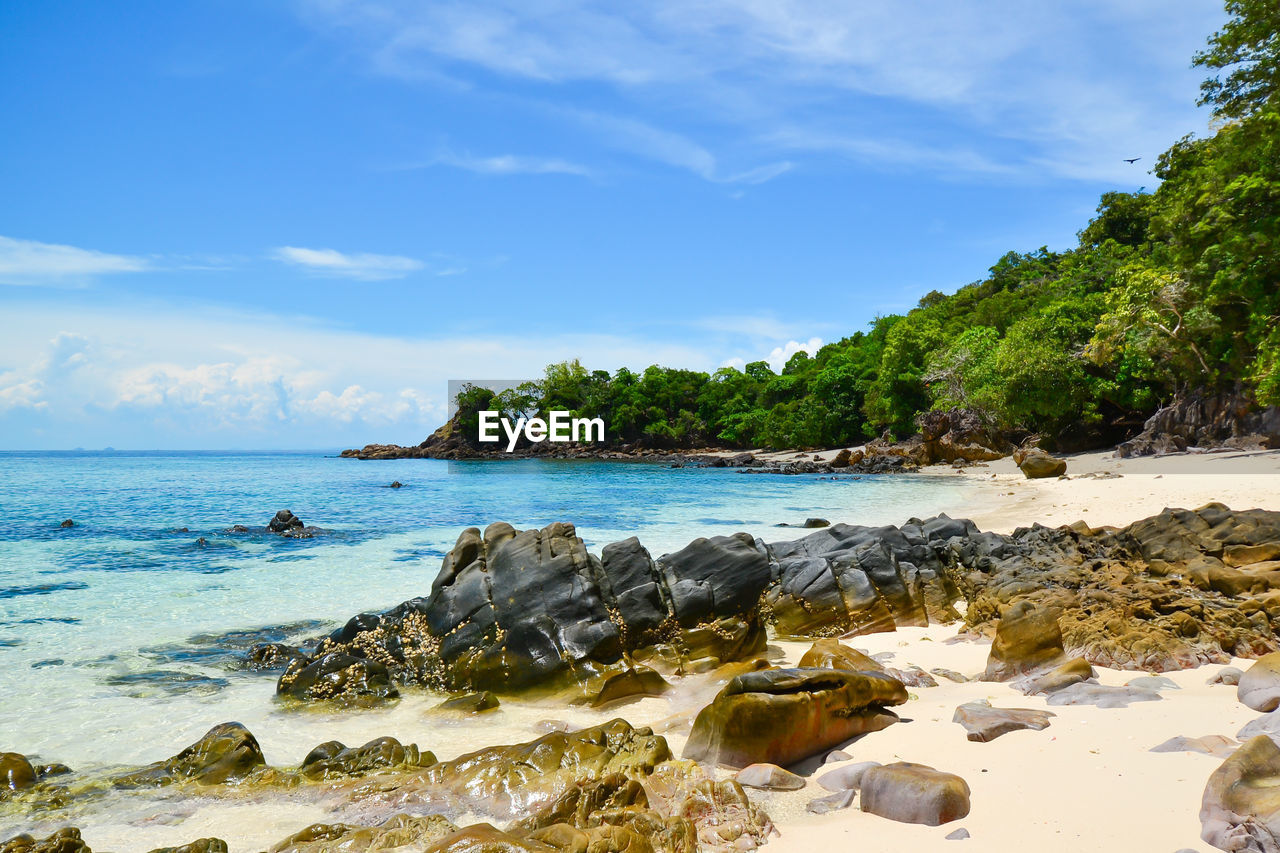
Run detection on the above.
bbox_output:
[0,451,974,777]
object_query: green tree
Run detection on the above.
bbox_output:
[1195,0,1280,120]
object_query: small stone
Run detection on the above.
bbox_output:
[1149,735,1237,758]
[735,763,806,791]
[1124,675,1179,691]
[931,668,971,683]
[824,750,852,764]
[945,828,971,840]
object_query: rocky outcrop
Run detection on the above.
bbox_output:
[298,736,434,780]
[980,601,1073,682]
[279,523,771,700]
[859,763,971,826]
[917,409,1013,463]
[763,516,970,637]
[1202,735,1280,852]
[683,668,908,768]
[1119,392,1280,458]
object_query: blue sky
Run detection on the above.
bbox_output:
[0,0,1225,449]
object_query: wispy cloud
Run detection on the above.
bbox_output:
[0,236,150,286]
[429,150,592,177]
[272,246,425,280]
[300,0,1223,184]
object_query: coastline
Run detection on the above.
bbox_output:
[5,448,1280,851]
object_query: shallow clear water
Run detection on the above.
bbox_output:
[0,451,973,774]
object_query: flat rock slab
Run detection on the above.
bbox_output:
[1150,735,1238,758]
[860,762,971,826]
[735,763,806,791]
[952,701,1054,742]
[1125,675,1180,691]
[1044,682,1162,709]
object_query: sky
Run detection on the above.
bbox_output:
[0,0,1227,449]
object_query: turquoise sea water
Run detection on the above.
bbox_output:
[0,451,973,773]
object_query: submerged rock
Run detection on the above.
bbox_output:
[268,510,304,534]
[437,691,501,713]
[860,762,971,826]
[683,667,907,768]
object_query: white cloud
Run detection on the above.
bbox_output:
[0,236,150,286]
[272,246,425,280]
[0,303,730,447]
[767,337,823,372]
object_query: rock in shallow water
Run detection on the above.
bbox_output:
[113,722,265,787]
[683,667,906,769]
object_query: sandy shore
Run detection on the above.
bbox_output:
[926,446,1280,533]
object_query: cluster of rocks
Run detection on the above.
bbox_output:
[1118,391,1280,458]
[254,504,1280,709]
[2,719,775,853]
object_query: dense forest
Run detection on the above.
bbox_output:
[455,1,1278,452]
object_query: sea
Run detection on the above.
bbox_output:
[0,449,974,841]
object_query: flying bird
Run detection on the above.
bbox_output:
[1123,157,1141,164]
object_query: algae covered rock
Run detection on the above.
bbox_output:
[269,814,458,852]
[0,753,37,794]
[114,722,265,787]
[299,736,434,779]
[797,638,886,673]
[683,667,907,768]
[145,841,228,853]
[860,762,971,826]
[278,651,399,702]
[0,828,91,853]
